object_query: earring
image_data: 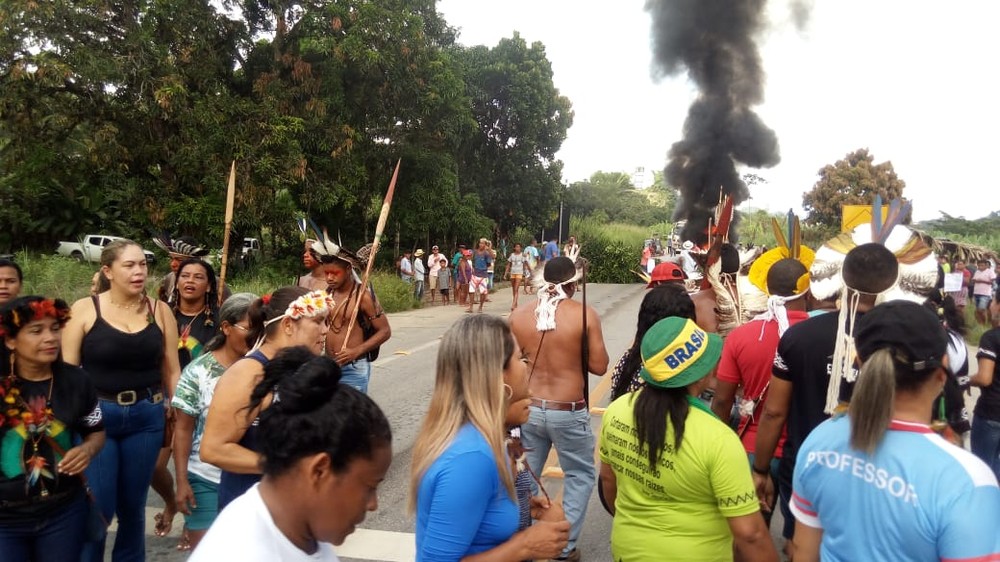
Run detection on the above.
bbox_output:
[503,383,513,400]
[8,353,14,377]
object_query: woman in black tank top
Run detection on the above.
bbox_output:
[200,286,333,510]
[62,240,180,562]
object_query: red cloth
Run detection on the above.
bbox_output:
[716,310,809,457]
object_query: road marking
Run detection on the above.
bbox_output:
[336,528,415,561]
[374,338,441,368]
[135,507,417,561]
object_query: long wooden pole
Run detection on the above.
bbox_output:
[217,161,237,307]
[341,159,401,349]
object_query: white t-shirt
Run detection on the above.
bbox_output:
[427,252,444,274]
[190,484,340,562]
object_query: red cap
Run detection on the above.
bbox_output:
[647,262,686,288]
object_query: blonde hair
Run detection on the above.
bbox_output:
[848,349,896,455]
[408,315,516,514]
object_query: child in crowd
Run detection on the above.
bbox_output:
[438,258,451,305]
[456,250,473,306]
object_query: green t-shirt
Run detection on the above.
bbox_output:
[599,391,760,562]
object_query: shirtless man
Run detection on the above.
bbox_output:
[297,239,327,291]
[509,257,609,562]
[317,246,391,394]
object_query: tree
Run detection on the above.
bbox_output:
[564,170,675,226]
[802,148,906,229]
[454,34,574,237]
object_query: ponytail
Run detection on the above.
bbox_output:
[849,349,896,455]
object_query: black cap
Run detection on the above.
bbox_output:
[854,300,948,371]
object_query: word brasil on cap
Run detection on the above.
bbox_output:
[664,327,707,369]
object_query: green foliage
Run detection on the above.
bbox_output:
[564,170,676,227]
[916,212,1000,255]
[18,253,100,302]
[370,272,422,313]
[0,1,570,256]
[802,148,906,229]
[16,252,418,313]
[570,217,649,284]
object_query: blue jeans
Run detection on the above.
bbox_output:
[0,492,87,562]
[414,279,425,301]
[82,398,165,562]
[341,358,371,394]
[972,416,1000,481]
[522,406,595,556]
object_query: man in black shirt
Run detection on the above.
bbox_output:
[752,243,899,549]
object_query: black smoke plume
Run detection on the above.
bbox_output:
[648,0,781,244]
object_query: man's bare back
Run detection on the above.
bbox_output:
[509,295,609,403]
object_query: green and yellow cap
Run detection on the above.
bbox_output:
[639,317,723,389]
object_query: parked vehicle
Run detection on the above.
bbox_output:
[242,237,260,259]
[56,235,156,264]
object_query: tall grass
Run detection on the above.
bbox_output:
[15,252,421,313]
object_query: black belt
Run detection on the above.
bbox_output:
[0,488,76,509]
[97,385,163,406]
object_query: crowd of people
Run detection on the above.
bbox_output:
[2,222,1000,562]
[396,237,583,312]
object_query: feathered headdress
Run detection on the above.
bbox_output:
[298,217,365,270]
[747,211,813,338]
[532,248,584,332]
[811,196,937,414]
[152,232,209,260]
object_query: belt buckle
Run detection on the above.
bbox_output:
[117,390,137,406]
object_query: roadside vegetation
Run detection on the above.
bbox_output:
[14,251,421,314]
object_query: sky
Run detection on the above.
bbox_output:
[436,0,1000,222]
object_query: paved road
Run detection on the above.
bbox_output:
[137,283,646,560]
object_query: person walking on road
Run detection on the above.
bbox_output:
[62,239,181,562]
[504,243,528,311]
[200,287,332,510]
[790,301,1000,562]
[171,293,254,551]
[0,296,106,562]
[599,317,778,562]
[191,347,393,562]
[509,256,610,562]
[410,314,569,562]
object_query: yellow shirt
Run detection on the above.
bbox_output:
[599,391,760,561]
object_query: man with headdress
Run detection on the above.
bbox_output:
[753,198,936,549]
[711,233,813,529]
[311,233,391,394]
[509,255,610,562]
[153,234,211,304]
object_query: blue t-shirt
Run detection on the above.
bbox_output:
[415,424,518,561]
[791,416,1000,562]
[543,241,559,261]
[472,251,493,277]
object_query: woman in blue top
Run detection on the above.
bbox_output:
[200,286,332,509]
[410,315,569,561]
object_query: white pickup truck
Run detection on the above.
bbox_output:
[56,235,156,264]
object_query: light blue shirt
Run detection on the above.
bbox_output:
[792,416,1000,562]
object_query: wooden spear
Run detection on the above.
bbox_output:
[341,159,401,350]
[217,160,237,307]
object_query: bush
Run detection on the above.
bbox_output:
[19,252,100,302]
[369,271,421,313]
[569,217,645,284]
